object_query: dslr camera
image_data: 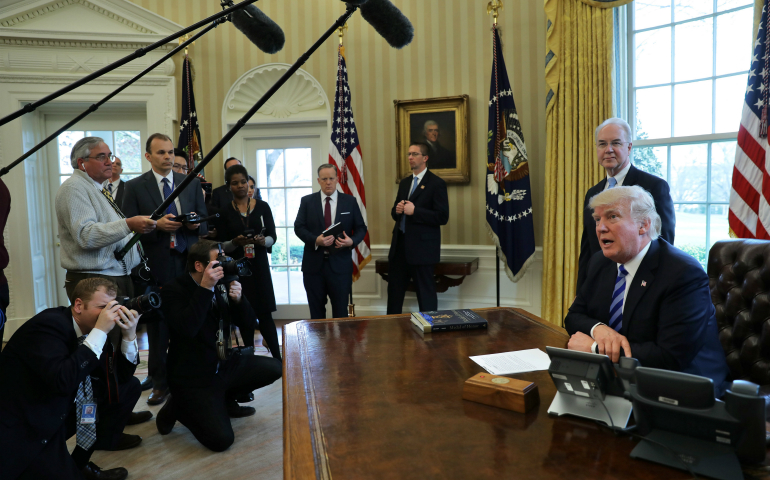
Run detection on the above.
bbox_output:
[117,292,162,314]
[212,244,252,284]
[173,212,219,224]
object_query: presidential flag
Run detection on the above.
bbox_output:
[486,26,535,282]
[178,54,203,170]
[328,44,371,281]
[730,2,770,239]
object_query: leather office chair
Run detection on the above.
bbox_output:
[708,239,770,393]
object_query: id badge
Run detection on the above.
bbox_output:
[245,245,254,258]
[81,403,97,424]
[170,233,176,249]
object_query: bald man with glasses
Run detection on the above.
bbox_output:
[576,118,675,294]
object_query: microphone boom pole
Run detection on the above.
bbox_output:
[0,21,221,178]
[0,0,260,129]
[116,4,360,260]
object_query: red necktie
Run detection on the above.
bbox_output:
[324,196,332,229]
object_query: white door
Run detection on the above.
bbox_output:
[44,109,147,306]
[241,133,325,320]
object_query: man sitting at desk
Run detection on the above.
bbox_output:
[564,186,729,393]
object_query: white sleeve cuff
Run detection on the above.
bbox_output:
[83,329,108,358]
[591,342,598,354]
[121,337,139,364]
[264,236,275,248]
[590,323,605,339]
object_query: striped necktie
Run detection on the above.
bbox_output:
[608,265,629,332]
[75,335,97,450]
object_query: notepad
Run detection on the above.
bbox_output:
[470,348,551,375]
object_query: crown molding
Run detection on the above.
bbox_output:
[0,37,176,51]
[0,73,172,86]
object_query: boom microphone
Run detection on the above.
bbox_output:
[358,0,414,49]
[231,4,285,54]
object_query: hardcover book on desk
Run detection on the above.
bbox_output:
[411,309,487,333]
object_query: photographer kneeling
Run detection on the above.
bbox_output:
[156,240,282,452]
[0,278,143,480]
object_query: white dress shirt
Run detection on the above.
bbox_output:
[103,178,121,195]
[603,161,631,190]
[151,169,183,215]
[72,317,138,363]
[410,167,428,194]
[320,189,339,225]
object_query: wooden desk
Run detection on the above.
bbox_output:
[283,308,770,480]
[374,257,479,293]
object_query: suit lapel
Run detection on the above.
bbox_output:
[622,164,639,186]
[143,171,164,206]
[315,191,326,227]
[621,239,659,335]
[409,170,429,202]
[595,261,617,322]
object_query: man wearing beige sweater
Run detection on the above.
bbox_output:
[55,136,156,300]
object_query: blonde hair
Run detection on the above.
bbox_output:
[588,185,661,240]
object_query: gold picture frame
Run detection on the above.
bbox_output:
[394,95,470,184]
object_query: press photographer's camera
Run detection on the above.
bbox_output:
[212,251,252,284]
[173,212,219,224]
[117,292,162,314]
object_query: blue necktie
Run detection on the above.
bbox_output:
[399,176,419,233]
[162,178,186,253]
[75,335,97,450]
[609,265,628,332]
[108,183,113,194]
[607,177,617,188]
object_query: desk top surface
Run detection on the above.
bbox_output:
[283,308,770,480]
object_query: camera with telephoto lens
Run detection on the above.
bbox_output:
[212,248,252,284]
[173,212,219,224]
[117,293,162,314]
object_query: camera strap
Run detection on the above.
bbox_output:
[215,285,232,361]
[100,187,149,277]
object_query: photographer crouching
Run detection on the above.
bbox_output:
[0,278,145,480]
[155,240,282,451]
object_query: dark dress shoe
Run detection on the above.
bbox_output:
[227,404,256,418]
[156,395,176,435]
[140,376,153,391]
[235,392,254,403]
[147,388,169,405]
[81,462,128,480]
[109,433,142,451]
[126,410,153,425]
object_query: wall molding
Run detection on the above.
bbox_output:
[0,0,153,34]
[0,74,172,85]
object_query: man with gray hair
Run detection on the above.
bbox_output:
[576,117,675,293]
[565,185,728,395]
[422,120,455,169]
[55,136,156,300]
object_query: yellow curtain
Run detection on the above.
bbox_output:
[541,0,616,326]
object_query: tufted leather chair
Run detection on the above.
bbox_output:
[708,239,770,391]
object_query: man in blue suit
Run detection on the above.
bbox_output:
[294,164,367,319]
[565,185,728,395]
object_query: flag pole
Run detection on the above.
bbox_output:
[489,0,503,308]
[338,22,356,318]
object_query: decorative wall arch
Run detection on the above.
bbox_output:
[222,63,331,132]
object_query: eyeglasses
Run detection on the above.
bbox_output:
[407,152,424,157]
[172,163,190,172]
[84,153,115,162]
[596,141,629,150]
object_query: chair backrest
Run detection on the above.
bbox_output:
[708,239,770,386]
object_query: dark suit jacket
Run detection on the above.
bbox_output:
[109,180,125,211]
[211,185,262,210]
[565,239,729,392]
[388,170,449,266]
[161,274,256,388]
[426,142,456,170]
[122,171,208,284]
[576,164,675,292]
[294,191,367,275]
[0,307,137,478]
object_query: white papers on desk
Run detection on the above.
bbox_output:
[469,348,551,375]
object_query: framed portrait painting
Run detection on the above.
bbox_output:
[394,95,470,184]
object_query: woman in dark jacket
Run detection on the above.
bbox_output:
[219,165,281,361]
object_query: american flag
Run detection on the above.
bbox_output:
[731,2,770,239]
[328,45,371,281]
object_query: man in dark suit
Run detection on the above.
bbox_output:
[103,157,125,210]
[422,120,456,170]
[122,133,207,406]
[577,117,675,293]
[294,164,367,319]
[155,240,282,452]
[387,142,450,314]
[0,277,142,480]
[565,186,729,396]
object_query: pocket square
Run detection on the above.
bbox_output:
[340,212,350,215]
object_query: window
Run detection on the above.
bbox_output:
[629,0,753,266]
[256,148,313,305]
[56,130,142,184]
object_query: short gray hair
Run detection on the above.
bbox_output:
[588,185,661,240]
[423,120,438,134]
[317,163,337,177]
[70,137,106,169]
[594,117,632,144]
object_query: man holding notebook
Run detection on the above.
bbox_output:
[294,164,367,319]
